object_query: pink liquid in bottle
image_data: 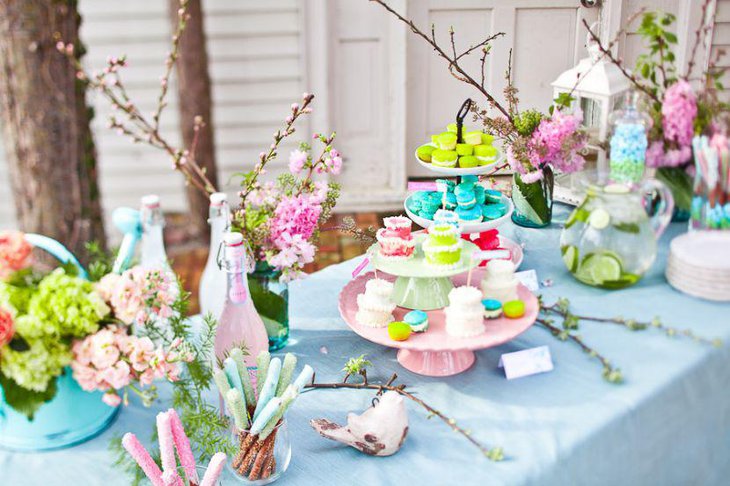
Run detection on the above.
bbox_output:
[213,233,268,373]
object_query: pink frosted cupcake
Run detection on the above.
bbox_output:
[376,216,415,260]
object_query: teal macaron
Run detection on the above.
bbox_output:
[404,310,429,332]
[484,189,502,204]
[481,204,504,220]
[482,299,503,319]
[455,185,476,209]
[474,185,486,205]
[443,192,457,210]
[456,205,483,222]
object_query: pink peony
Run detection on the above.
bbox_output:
[268,194,322,249]
[0,231,33,280]
[0,307,15,347]
[529,110,586,174]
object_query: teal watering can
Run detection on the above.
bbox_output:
[0,234,119,451]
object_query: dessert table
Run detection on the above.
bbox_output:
[2,204,729,485]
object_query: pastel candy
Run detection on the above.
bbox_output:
[455,185,476,209]
[292,364,315,392]
[456,144,473,156]
[230,347,256,408]
[213,369,231,398]
[481,133,495,145]
[474,185,486,205]
[250,397,282,435]
[260,386,298,440]
[503,300,525,318]
[482,299,503,319]
[435,179,456,192]
[256,350,271,395]
[276,353,298,397]
[464,131,482,145]
[226,389,248,430]
[474,145,497,164]
[223,357,244,398]
[404,310,429,332]
[388,321,411,341]
[432,149,458,167]
[482,205,503,220]
[446,123,458,133]
[461,175,479,186]
[459,155,478,168]
[437,132,457,150]
[443,192,457,210]
[417,144,436,162]
[484,189,502,203]
[253,357,282,422]
[456,205,483,222]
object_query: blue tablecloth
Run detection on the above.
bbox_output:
[2,205,729,485]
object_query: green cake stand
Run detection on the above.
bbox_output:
[370,234,480,310]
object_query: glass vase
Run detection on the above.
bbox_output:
[228,420,291,484]
[248,262,289,351]
[655,166,693,222]
[511,166,554,228]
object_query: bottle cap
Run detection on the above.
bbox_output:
[224,232,244,247]
[141,194,160,208]
[210,192,228,206]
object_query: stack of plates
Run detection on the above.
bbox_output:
[666,231,730,301]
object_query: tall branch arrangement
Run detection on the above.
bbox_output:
[370,0,587,184]
[59,0,343,279]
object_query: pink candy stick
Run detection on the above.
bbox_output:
[200,452,227,486]
[162,470,184,486]
[168,408,199,484]
[122,433,164,486]
[157,411,177,476]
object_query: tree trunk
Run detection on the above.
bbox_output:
[169,0,218,241]
[0,0,105,264]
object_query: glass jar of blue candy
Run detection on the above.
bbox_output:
[608,91,652,184]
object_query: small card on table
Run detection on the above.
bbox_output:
[515,269,539,292]
[498,345,553,380]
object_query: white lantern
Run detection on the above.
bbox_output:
[551,31,631,202]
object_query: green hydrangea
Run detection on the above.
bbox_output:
[514,109,545,137]
[0,281,34,315]
[0,338,72,392]
[25,269,109,338]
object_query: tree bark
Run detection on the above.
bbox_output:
[0,0,106,263]
[169,0,218,241]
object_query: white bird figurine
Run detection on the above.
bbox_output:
[310,391,408,456]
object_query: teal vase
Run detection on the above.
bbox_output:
[511,166,555,228]
[0,368,119,451]
[248,262,289,351]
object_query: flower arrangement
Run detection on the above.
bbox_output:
[235,96,342,280]
[370,0,586,227]
[0,232,186,418]
[584,1,730,215]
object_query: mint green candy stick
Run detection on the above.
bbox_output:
[230,347,256,409]
[259,386,298,440]
[223,357,244,398]
[213,369,231,397]
[275,353,297,397]
[250,397,282,435]
[225,389,248,430]
[256,351,271,396]
[253,357,281,422]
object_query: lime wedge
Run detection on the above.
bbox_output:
[562,245,578,272]
[588,208,610,229]
[583,254,623,284]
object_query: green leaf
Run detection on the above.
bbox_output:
[247,276,287,324]
[0,372,58,420]
[612,222,641,234]
[664,31,677,44]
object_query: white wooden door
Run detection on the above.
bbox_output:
[405,0,600,177]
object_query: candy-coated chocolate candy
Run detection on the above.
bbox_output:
[388,321,412,341]
[503,300,525,318]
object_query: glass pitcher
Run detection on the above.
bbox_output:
[560,177,674,289]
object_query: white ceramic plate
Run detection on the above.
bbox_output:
[414,145,505,176]
[404,194,513,234]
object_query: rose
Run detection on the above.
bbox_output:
[0,307,15,347]
[0,231,33,280]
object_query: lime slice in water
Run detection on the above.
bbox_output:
[562,245,578,272]
[581,253,623,284]
[588,208,611,229]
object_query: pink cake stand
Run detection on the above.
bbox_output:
[339,269,539,376]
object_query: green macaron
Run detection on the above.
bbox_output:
[417,144,436,162]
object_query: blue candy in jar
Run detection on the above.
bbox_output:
[608,92,652,184]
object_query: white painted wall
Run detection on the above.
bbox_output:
[0,0,726,231]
